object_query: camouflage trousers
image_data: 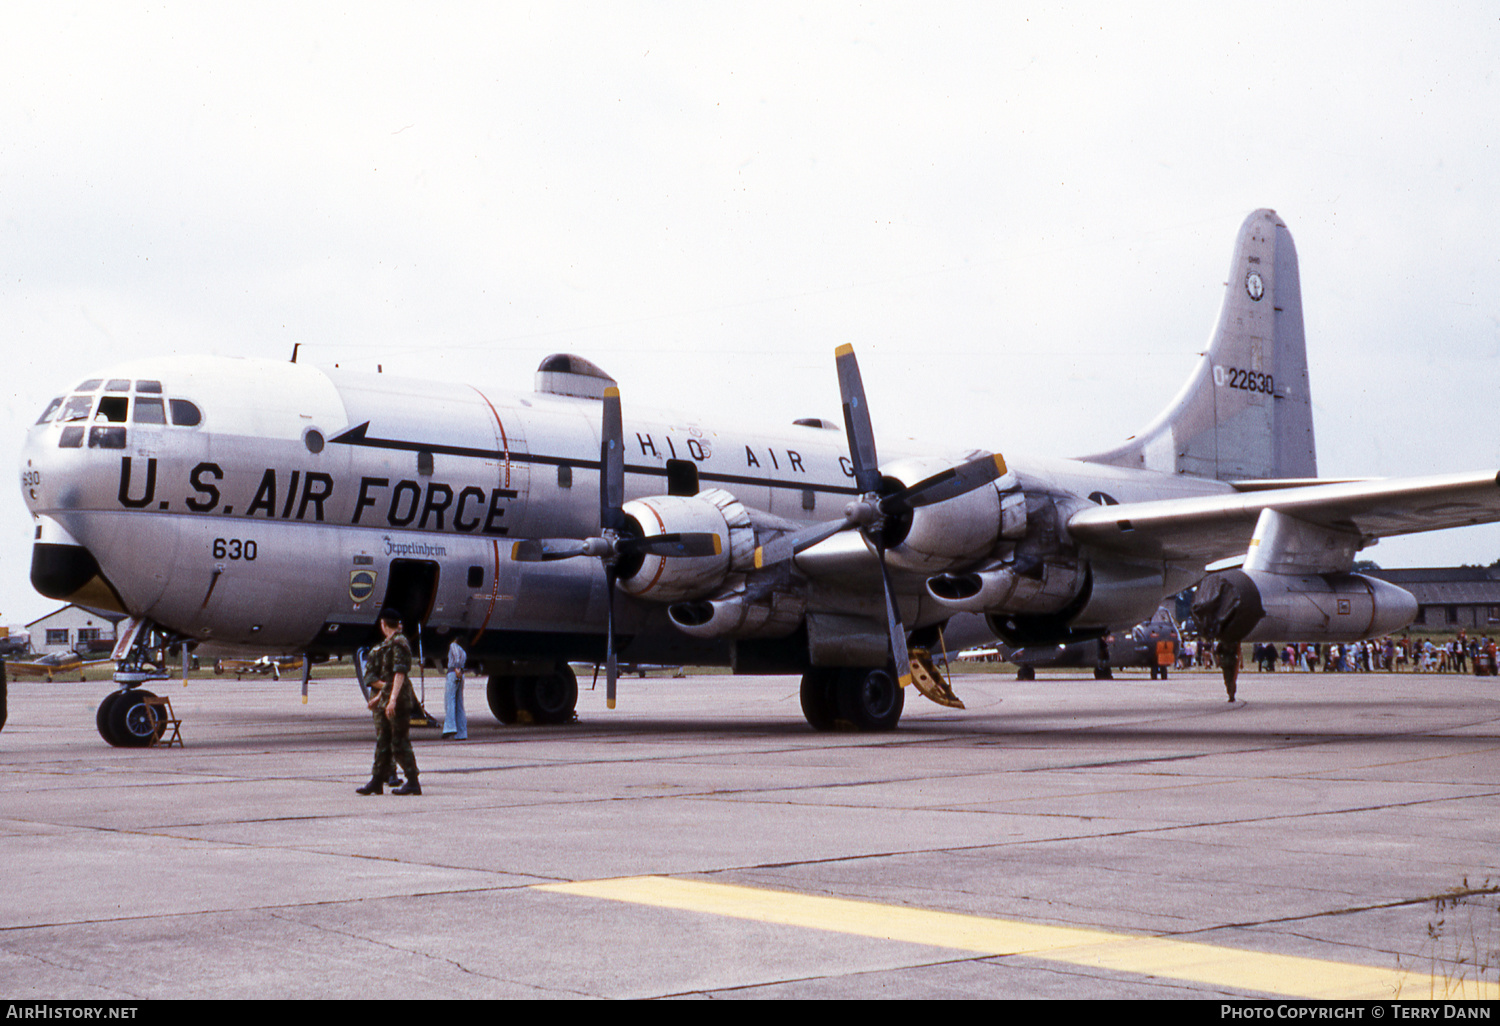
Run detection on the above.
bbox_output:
[370,689,419,781]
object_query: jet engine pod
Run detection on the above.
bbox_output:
[879,456,1004,574]
[1195,569,1417,643]
[616,495,733,602]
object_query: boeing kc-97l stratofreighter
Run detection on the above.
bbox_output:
[21,209,1500,746]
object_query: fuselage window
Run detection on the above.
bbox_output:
[135,380,163,394]
[95,396,128,423]
[133,397,166,424]
[58,396,94,422]
[105,379,131,393]
[169,399,202,427]
[35,397,63,425]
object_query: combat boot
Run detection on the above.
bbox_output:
[355,778,384,795]
[392,777,422,796]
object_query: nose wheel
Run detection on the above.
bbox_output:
[96,689,168,747]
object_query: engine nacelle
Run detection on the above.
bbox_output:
[616,495,732,602]
[927,560,1084,616]
[1193,569,1417,643]
[667,583,806,640]
[880,456,1020,574]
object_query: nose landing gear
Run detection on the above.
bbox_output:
[96,617,180,747]
[96,688,170,747]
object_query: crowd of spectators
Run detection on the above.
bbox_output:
[1176,632,1498,674]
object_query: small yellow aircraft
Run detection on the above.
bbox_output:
[4,650,112,682]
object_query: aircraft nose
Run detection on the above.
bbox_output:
[29,519,128,613]
[32,541,105,600]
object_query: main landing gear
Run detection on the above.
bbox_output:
[800,666,905,732]
[487,665,579,725]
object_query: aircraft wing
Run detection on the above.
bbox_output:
[1067,470,1500,565]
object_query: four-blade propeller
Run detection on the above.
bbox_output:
[510,387,722,707]
[753,345,1006,682]
[512,348,1004,707]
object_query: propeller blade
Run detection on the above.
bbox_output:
[880,452,1008,514]
[835,344,882,495]
[604,566,619,709]
[600,386,626,533]
[511,539,595,562]
[752,515,854,569]
[874,538,913,687]
[618,532,723,559]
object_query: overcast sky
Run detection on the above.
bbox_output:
[3,2,1499,627]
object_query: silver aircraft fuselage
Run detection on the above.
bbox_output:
[19,355,1225,665]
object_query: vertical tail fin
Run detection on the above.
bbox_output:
[1083,209,1317,481]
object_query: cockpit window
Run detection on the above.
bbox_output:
[35,397,64,425]
[105,379,131,393]
[95,396,128,423]
[75,379,102,392]
[88,426,127,449]
[58,396,94,422]
[135,380,163,394]
[132,397,166,424]
[169,399,202,427]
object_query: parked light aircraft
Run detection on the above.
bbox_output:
[3,650,110,682]
[19,209,1500,746]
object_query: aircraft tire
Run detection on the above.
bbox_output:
[835,667,904,732]
[108,690,163,748]
[487,674,519,725]
[96,691,126,746]
[799,670,839,731]
[520,666,578,725]
[1016,666,1035,681]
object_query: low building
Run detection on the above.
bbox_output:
[1364,567,1500,633]
[24,605,126,656]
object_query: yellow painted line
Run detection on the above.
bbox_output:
[536,876,1498,1000]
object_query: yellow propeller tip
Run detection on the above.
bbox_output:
[835,343,855,357]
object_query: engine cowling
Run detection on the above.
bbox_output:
[1193,569,1417,643]
[616,494,733,602]
[879,456,1021,574]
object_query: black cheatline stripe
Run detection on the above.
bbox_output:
[330,423,861,497]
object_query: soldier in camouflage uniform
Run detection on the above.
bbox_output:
[356,609,422,795]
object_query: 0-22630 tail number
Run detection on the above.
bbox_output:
[1214,365,1274,395]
